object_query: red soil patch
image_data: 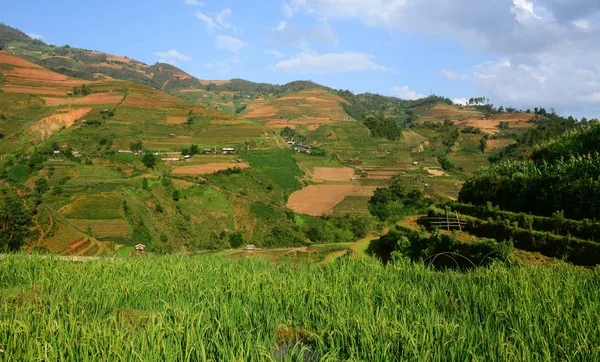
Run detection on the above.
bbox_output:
[172,163,250,175]
[199,80,230,85]
[244,106,278,118]
[69,239,85,249]
[173,72,192,80]
[286,185,360,216]
[305,96,338,103]
[2,85,65,96]
[106,55,130,63]
[6,67,68,82]
[312,167,355,182]
[30,108,92,140]
[42,93,122,106]
[0,52,43,68]
[456,113,535,134]
[179,88,205,93]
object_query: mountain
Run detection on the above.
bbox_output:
[1,23,592,260]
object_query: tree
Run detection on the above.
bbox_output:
[130,140,143,152]
[142,154,156,169]
[0,39,5,51]
[141,178,149,190]
[479,136,488,153]
[172,189,180,201]
[0,190,32,250]
[229,231,244,248]
[35,178,49,195]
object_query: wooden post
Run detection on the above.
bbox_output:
[456,211,462,232]
[446,210,450,231]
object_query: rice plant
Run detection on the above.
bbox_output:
[0,254,599,361]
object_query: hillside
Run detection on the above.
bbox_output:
[1,20,597,264]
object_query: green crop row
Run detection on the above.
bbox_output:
[1,254,599,361]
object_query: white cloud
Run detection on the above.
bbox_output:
[511,0,542,23]
[195,8,232,30]
[266,50,284,58]
[273,51,392,74]
[284,0,600,114]
[216,35,246,53]
[27,33,43,40]
[265,22,337,46]
[452,98,469,106]
[274,21,287,32]
[391,86,425,100]
[573,19,590,30]
[216,8,232,28]
[195,11,216,29]
[184,0,204,6]
[441,70,463,80]
[154,50,192,65]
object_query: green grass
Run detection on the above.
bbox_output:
[1,255,599,361]
[61,193,124,219]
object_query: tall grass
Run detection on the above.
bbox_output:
[0,255,599,361]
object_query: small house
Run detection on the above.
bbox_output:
[168,133,176,138]
[53,150,61,155]
[203,148,216,154]
[292,144,308,153]
[81,120,87,125]
[135,244,146,253]
[184,155,191,160]
[118,150,134,154]
[287,141,295,145]
[413,161,418,166]
[222,147,235,154]
[244,244,255,251]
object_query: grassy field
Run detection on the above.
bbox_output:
[0,255,598,361]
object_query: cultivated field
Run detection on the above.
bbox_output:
[1,255,599,361]
[287,184,360,216]
[172,162,250,175]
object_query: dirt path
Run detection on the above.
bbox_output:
[323,249,348,262]
[349,228,391,258]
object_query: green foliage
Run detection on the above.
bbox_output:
[141,178,149,191]
[448,202,600,242]
[368,176,428,221]
[427,205,600,266]
[3,254,600,360]
[172,189,180,201]
[130,140,143,152]
[362,112,402,140]
[460,154,600,220]
[532,123,600,163]
[34,178,49,195]
[142,154,156,169]
[228,231,244,248]
[378,226,512,269]
[0,190,32,250]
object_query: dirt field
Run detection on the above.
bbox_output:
[172,163,250,175]
[6,67,69,82]
[106,55,131,63]
[199,80,230,85]
[424,167,448,177]
[30,108,92,140]
[457,113,535,134]
[290,116,331,124]
[0,52,43,68]
[43,93,122,106]
[244,105,278,118]
[312,167,355,182]
[2,85,65,96]
[286,185,360,216]
[166,116,188,125]
[173,72,192,80]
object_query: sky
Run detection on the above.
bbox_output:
[3,0,600,118]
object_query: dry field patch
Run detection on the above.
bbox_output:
[2,85,65,96]
[166,116,188,125]
[172,163,250,175]
[312,167,355,182]
[31,108,92,140]
[43,93,122,106]
[286,185,360,216]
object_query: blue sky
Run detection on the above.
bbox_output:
[3,0,600,117]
